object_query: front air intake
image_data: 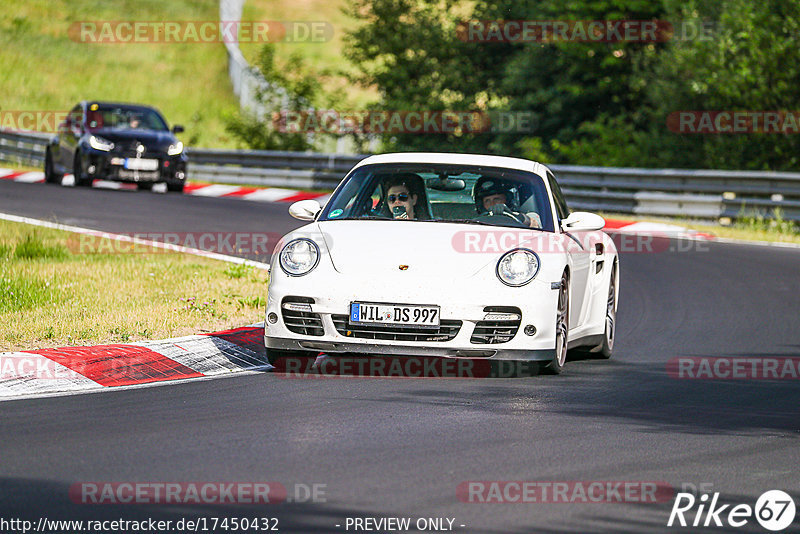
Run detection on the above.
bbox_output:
[470,306,521,344]
[281,296,324,336]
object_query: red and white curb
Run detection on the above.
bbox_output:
[0,326,269,401]
[0,168,330,204]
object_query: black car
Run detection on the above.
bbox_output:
[45,101,188,192]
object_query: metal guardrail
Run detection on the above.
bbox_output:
[551,164,800,221]
[0,130,50,167]
[2,129,799,222]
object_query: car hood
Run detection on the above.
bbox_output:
[315,220,554,278]
[89,129,177,150]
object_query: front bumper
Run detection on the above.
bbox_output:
[264,335,555,361]
[264,275,559,362]
[83,150,187,184]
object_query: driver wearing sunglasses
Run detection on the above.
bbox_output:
[385,180,419,220]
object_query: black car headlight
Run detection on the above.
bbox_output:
[279,239,320,276]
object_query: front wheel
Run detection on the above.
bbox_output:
[598,261,618,359]
[44,148,62,184]
[167,182,185,193]
[545,270,570,374]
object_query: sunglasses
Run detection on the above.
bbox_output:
[387,193,409,202]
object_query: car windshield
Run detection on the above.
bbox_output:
[318,163,555,232]
[86,105,169,132]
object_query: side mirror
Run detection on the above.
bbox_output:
[288,199,322,221]
[561,211,605,232]
[172,125,185,134]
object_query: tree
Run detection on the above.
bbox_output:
[225,45,334,151]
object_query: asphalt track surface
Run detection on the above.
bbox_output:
[1,179,799,533]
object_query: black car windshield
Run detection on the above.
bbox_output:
[86,105,169,132]
[318,163,555,232]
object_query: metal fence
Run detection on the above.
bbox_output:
[2,129,799,222]
[220,0,274,115]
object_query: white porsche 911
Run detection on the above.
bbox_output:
[264,153,619,374]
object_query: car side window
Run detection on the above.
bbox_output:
[546,171,570,221]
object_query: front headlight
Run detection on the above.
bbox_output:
[496,248,540,287]
[89,135,114,151]
[167,141,184,156]
[279,238,320,276]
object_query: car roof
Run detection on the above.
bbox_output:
[352,152,547,176]
[80,101,161,113]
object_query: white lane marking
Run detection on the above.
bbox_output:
[13,172,45,183]
[0,212,271,270]
[188,184,243,197]
[0,169,16,178]
[0,352,98,398]
[243,188,300,202]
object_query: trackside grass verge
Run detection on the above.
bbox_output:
[0,220,268,351]
[600,212,800,246]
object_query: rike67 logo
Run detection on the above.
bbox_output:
[668,490,796,531]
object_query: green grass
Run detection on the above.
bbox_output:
[0,0,239,148]
[241,0,376,108]
[13,232,69,259]
[0,220,270,350]
[734,206,799,235]
[0,0,371,149]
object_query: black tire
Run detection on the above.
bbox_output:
[73,152,92,187]
[44,148,62,184]
[167,182,185,193]
[545,270,570,375]
[137,182,153,191]
[598,261,618,359]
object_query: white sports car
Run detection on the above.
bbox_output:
[264,153,619,374]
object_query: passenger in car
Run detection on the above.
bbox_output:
[473,177,542,228]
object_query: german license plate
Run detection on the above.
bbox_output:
[124,158,158,171]
[350,302,440,328]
